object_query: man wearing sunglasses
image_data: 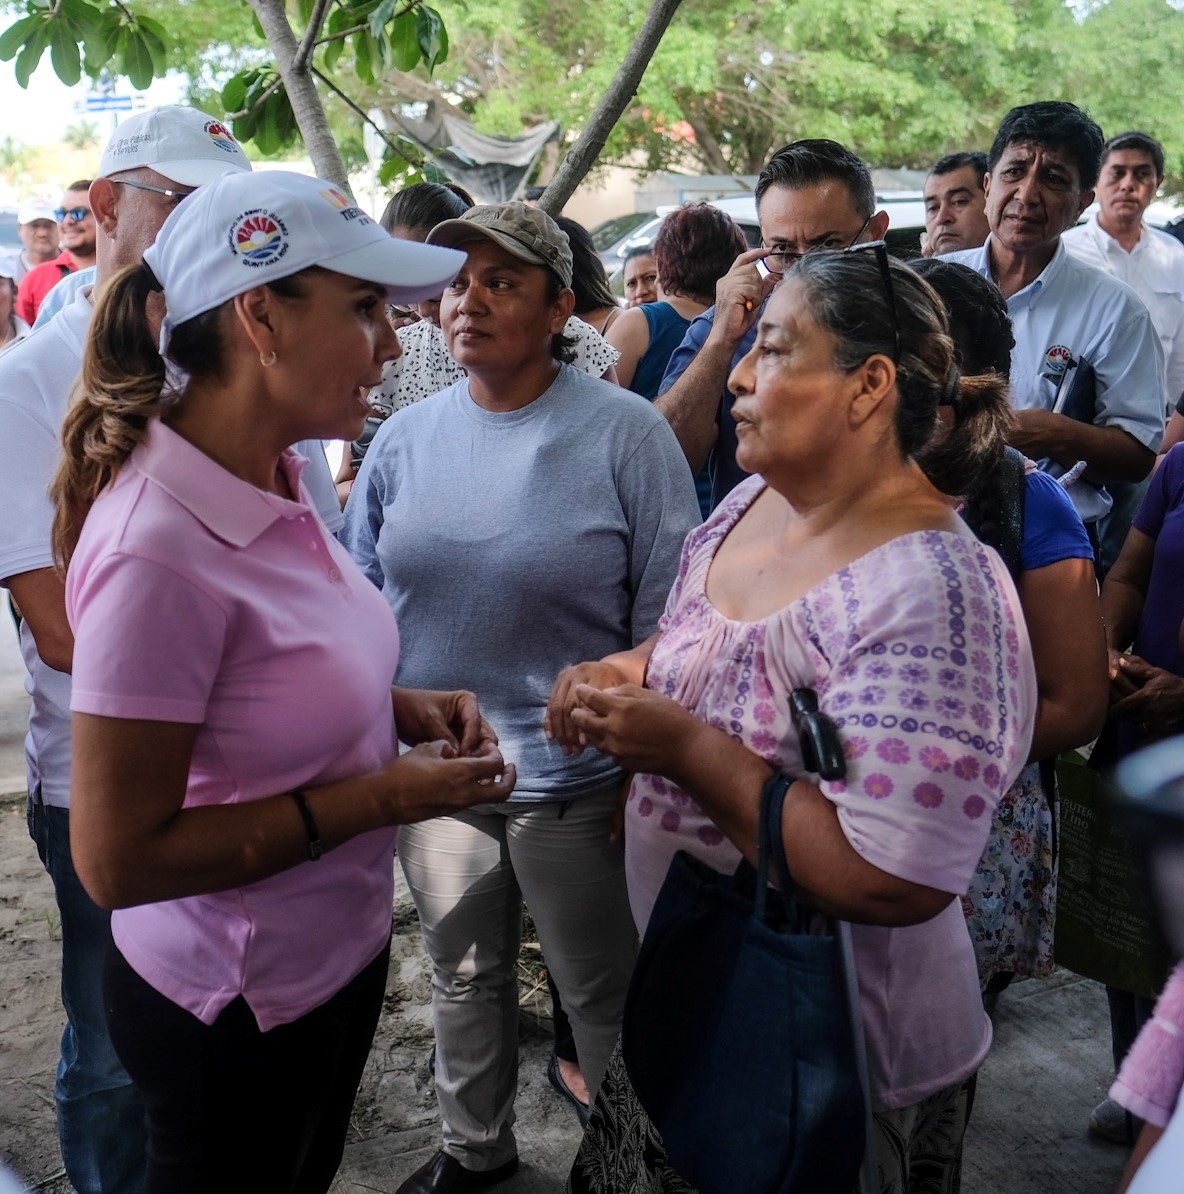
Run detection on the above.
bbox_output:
[943,102,1165,542]
[0,106,258,1194]
[15,181,96,325]
[655,138,888,511]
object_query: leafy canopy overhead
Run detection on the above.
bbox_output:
[4,0,1184,191]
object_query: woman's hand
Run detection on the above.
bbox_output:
[392,687,499,758]
[568,683,703,777]
[544,662,632,756]
[376,739,515,822]
[1109,654,1184,735]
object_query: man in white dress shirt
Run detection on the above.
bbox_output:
[1063,131,1184,570]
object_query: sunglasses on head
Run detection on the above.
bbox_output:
[843,239,901,363]
[55,206,91,223]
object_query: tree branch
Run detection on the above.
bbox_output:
[224,71,284,122]
[314,21,368,47]
[247,0,349,192]
[292,0,333,73]
[312,65,417,165]
[538,0,683,215]
[675,96,731,175]
[311,1,425,50]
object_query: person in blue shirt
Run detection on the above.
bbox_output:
[654,139,887,511]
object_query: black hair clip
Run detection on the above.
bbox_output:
[789,688,847,781]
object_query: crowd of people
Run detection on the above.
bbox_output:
[1,95,1183,1194]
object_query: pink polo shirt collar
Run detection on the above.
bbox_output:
[136,419,311,549]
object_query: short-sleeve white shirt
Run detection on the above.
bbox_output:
[0,291,92,805]
[944,237,1166,522]
[1063,214,1184,411]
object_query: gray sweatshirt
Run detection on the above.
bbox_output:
[342,364,702,800]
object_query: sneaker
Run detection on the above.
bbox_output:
[1088,1097,1136,1145]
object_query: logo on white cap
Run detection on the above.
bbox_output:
[205,121,239,154]
[229,210,289,267]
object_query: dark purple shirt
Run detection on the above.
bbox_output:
[1132,444,1184,674]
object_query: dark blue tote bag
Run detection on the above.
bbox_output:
[621,773,866,1194]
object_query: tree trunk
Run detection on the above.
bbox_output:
[247,0,350,193]
[538,0,683,217]
[677,99,732,176]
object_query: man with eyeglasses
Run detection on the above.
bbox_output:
[15,180,96,325]
[944,103,1165,545]
[0,105,256,1194]
[655,139,888,511]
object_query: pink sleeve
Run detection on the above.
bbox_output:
[69,551,229,723]
[809,539,1035,894]
[1112,963,1184,1128]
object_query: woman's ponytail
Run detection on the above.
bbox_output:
[51,262,168,567]
[914,369,1013,498]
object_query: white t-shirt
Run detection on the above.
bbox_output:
[1063,215,1184,411]
[944,238,1166,522]
[0,287,342,807]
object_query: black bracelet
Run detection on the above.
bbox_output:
[288,789,323,861]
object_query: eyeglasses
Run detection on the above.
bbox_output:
[844,239,901,363]
[54,206,91,223]
[113,179,196,208]
[761,214,873,275]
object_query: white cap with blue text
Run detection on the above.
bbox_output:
[98,105,252,186]
[144,170,466,353]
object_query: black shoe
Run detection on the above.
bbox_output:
[395,1150,519,1194]
[546,1050,591,1127]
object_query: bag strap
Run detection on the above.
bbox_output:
[755,773,795,922]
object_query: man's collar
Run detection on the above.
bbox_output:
[134,420,309,549]
[981,234,1067,307]
[1090,211,1148,253]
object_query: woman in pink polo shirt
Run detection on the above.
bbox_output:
[49,171,515,1194]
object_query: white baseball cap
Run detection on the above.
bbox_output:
[98,105,252,186]
[16,200,57,225]
[144,170,466,352]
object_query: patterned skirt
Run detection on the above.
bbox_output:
[961,761,1056,987]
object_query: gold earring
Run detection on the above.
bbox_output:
[260,350,277,367]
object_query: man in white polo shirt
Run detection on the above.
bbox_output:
[944,102,1165,548]
[1063,130,1184,571]
[0,106,252,1194]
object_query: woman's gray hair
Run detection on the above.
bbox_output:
[788,251,1010,494]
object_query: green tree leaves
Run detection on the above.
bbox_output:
[0,0,452,173]
[221,66,296,154]
[0,1,169,90]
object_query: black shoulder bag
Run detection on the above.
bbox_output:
[620,691,865,1194]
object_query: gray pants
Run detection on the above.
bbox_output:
[398,789,638,1170]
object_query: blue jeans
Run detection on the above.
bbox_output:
[28,790,147,1194]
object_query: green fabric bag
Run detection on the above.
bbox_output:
[1053,749,1171,998]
